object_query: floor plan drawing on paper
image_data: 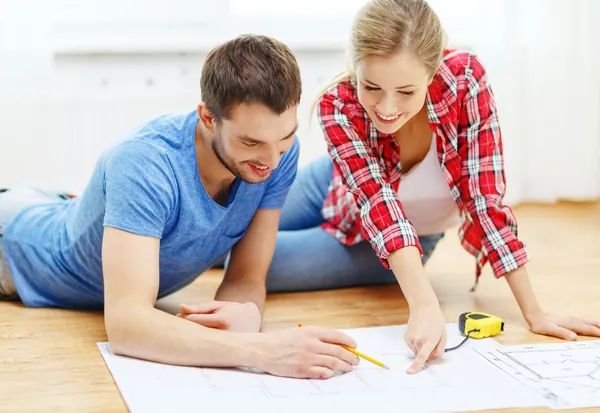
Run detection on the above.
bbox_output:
[477,340,600,410]
[198,351,450,399]
[98,324,544,413]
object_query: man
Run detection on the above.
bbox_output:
[0,35,359,379]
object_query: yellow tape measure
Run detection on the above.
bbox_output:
[445,312,504,353]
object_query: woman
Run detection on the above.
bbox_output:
[265,0,600,372]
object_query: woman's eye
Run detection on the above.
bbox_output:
[400,91,415,96]
[364,85,379,91]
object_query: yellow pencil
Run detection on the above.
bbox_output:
[298,323,389,370]
[341,345,389,369]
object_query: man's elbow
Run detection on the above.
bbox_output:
[105,317,130,356]
[104,307,142,356]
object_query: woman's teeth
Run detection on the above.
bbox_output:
[377,111,400,121]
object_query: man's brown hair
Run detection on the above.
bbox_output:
[200,34,302,121]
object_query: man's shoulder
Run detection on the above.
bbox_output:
[101,137,169,169]
[97,137,180,196]
[114,110,196,153]
[132,111,194,134]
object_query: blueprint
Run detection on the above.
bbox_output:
[477,340,600,410]
[98,323,543,413]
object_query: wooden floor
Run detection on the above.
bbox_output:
[1,202,599,412]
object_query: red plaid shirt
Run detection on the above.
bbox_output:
[317,49,529,283]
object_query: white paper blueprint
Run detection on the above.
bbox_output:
[476,340,600,410]
[98,323,544,413]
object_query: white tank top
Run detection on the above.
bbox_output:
[397,134,460,235]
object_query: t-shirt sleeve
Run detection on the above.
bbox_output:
[103,141,177,239]
[257,136,300,210]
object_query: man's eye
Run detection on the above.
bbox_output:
[241,141,258,147]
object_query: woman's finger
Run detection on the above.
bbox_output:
[567,321,600,337]
[534,323,577,340]
[429,328,447,362]
[408,341,436,374]
[582,319,600,330]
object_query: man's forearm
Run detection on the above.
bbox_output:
[505,265,543,322]
[215,276,266,313]
[106,306,260,367]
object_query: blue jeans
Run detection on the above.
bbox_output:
[264,155,444,293]
[0,187,68,299]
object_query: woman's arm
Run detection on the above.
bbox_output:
[456,54,528,279]
[387,247,437,307]
[317,86,422,267]
[318,85,447,372]
[457,54,600,340]
[506,265,600,339]
[504,266,542,320]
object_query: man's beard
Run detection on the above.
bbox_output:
[212,133,240,177]
[211,132,263,184]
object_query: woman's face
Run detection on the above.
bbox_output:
[356,51,431,134]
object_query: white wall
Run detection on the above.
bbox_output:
[1,0,599,203]
[0,1,351,192]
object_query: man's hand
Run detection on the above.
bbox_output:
[250,326,360,379]
[177,301,262,333]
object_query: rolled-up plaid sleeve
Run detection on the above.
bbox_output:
[317,92,422,267]
[457,54,529,277]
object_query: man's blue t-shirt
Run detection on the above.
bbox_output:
[3,110,299,309]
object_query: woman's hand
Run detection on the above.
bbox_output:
[405,302,447,374]
[386,247,447,373]
[526,312,600,340]
[505,266,600,340]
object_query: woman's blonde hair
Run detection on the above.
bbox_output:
[311,0,446,118]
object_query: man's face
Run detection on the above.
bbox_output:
[211,103,298,184]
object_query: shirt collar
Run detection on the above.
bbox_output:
[425,61,459,125]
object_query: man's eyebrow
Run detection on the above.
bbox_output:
[236,135,263,144]
[236,124,298,143]
[282,125,299,140]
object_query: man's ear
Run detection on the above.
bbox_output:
[197,103,216,133]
